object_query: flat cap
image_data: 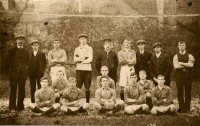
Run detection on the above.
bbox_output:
[78,34,88,39]
[153,42,161,48]
[31,39,39,45]
[15,34,25,39]
[136,39,146,45]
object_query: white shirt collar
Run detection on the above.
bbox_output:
[33,50,38,56]
[139,50,144,54]
[17,45,23,49]
[179,51,186,55]
[156,52,161,58]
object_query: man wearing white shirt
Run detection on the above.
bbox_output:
[29,40,47,103]
[173,41,195,113]
[74,34,93,103]
[149,43,171,86]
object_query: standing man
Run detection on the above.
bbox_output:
[6,34,29,111]
[173,41,195,113]
[149,43,171,86]
[118,38,136,100]
[74,34,93,103]
[29,40,47,103]
[95,39,118,83]
[48,39,67,83]
[135,39,152,79]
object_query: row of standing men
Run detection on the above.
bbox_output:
[6,33,195,114]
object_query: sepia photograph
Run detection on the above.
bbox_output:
[0,0,200,125]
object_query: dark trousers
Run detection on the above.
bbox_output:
[76,70,91,90]
[9,78,26,111]
[108,70,117,84]
[175,71,192,111]
[30,75,41,103]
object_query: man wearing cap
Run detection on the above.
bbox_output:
[135,39,152,79]
[29,40,47,103]
[173,41,195,113]
[6,34,29,111]
[48,39,67,83]
[74,34,93,104]
[149,43,171,86]
[95,39,118,84]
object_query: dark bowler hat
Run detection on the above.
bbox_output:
[15,34,25,39]
[78,34,88,39]
[153,42,161,48]
[31,39,39,45]
[136,39,146,45]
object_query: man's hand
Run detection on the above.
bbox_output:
[46,100,51,104]
[121,60,128,65]
[163,99,167,102]
[153,77,158,83]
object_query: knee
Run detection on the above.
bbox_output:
[55,93,60,98]
[53,103,60,109]
[116,100,125,107]
[83,103,90,110]
[151,107,157,115]
[124,106,133,114]
[146,92,151,98]
[93,102,102,110]
[60,106,67,111]
[142,104,149,111]
[29,103,36,109]
[169,105,176,112]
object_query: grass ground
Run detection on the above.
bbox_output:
[0,74,200,125]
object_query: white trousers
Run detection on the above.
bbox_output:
[119,66,135,87]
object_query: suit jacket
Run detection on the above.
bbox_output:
[135,50,152,75]
[95,50,118,80]
[149,52,171,79]
[6,47,29,80]
[29,51,47,77]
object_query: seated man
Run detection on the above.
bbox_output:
[138,70,154,109]
[52,70,68,103]
[94,76,124,114]
[48,40,67,83]
[96,66,115,89]
[29,77,60,115]
[151,75,176,115]
[60,77,89,115]
[124,73,149,114]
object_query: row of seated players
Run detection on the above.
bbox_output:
[29,66,176,115]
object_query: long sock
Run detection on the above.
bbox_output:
[42,107,55,115]
[32,106,44,113]
[55,97,60,103]
[86,91,90,103]
[120,92,124,101]
[146,97,153,110]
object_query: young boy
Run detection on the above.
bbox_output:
[60,77,89,114]
[48,39,67,83]
[138,70,154,109]
[95,39,118,84]
[96,66,115,89]
[118,38,136,100]
[52,70,68,103]
[74,34,93,103]
[151,75,176,115]
[124,73,149,114]
[29,77,60,115]
[94,76,124,114]
[29,40,47,103]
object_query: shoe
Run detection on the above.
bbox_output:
[99,108,106,114]
[65,109,77,115]
[112,105,121,113]
[77,107,87,113]
[134,107,143,114]
[177,109,185,113]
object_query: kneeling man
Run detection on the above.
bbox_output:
[124,73,149,114]
[151,75,176,115]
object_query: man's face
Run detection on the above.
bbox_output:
[41,79,49,88]
[101,78,109,88]
[16,37,25,46]
[137,43,145,50]
[100,67,109,76]
[178,42,186,52]
[57,72,64,79]
[53,41,61,49]
[129,75,137,85]
[157,77,165,86]
[79,37,87,45]
[139,71,147,80]
[68,80,76,87]
[32,43,39,51]
[123,39,131,48]
[104,42,112,51]
[154,46,161,53]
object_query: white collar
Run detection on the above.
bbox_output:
[179,51,186,55]
[139,50,144,54]
[17,45,23,49]
[156,52,161,58]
